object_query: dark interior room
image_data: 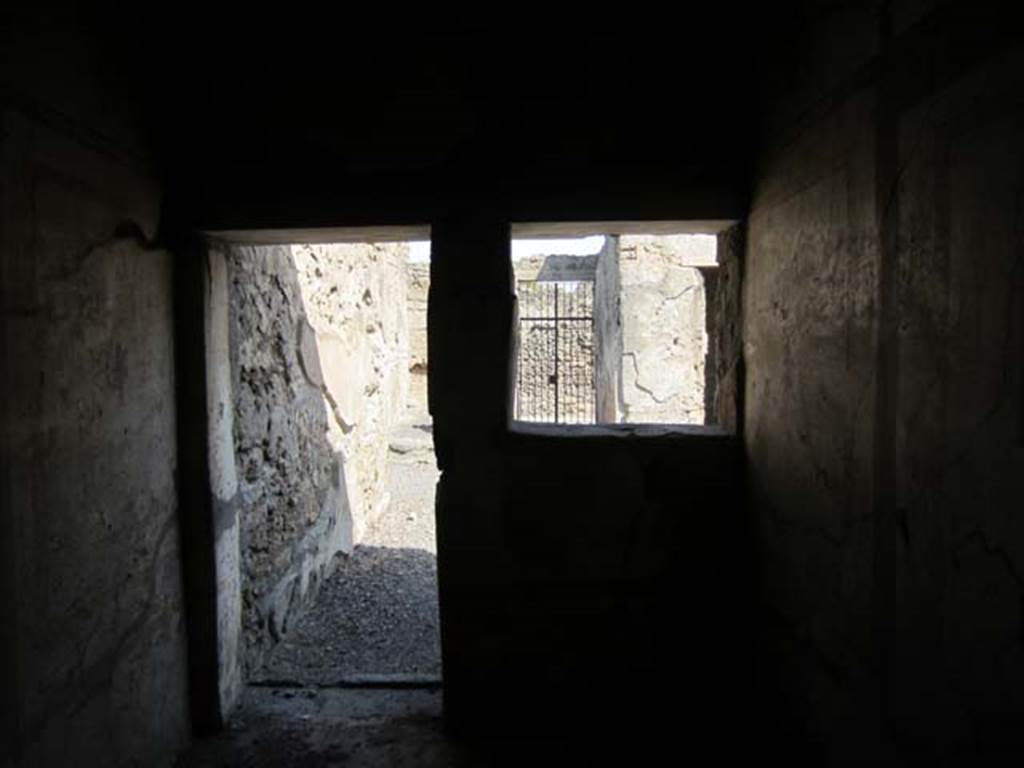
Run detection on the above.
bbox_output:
[2,3,1022,765]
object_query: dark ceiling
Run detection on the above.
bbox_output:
[3,6,816,228]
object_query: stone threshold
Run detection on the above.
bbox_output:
[249,673,443,690]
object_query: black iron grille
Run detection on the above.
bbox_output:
[515,280,595,424]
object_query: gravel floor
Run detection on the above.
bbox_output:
[255,424,441,683]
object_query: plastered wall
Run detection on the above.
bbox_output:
[618,235,717,424]
[0,105,190,765]
[745,5,1024,760]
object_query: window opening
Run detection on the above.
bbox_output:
[511,230,722,427]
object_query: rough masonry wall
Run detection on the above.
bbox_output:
[406,261,430,420]
[1,106,190,765]
[229,243,408,673]
[618,235,715,424]
[709,225,744,432]
[291,243,409,537]
[745,5,1024,761]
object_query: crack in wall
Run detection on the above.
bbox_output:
[320,386,355,435]
[956,528,1024,593]
[622,351,682,405]
[663,284,699,302]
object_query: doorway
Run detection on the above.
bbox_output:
[216,236,441,687]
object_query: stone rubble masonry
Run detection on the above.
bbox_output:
[227,242,409,674]
[618,235,717,424]
[405,262,430,421]
[710,224,744,433]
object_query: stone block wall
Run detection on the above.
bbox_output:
[227,242,408,673]
[618,235,717,424]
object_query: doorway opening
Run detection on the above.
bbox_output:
[216,234,440,687]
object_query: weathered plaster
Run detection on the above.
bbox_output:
[619,235,716,424]
[203,245,242,716]
[745,10,1024,760]
[0,101,191,767]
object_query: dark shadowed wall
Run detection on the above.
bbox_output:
[745,2,1024,761]
[0,80,190,768]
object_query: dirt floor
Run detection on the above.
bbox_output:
[178,428,689,767]
[177,687,451,768]
[254,422,441,684]
[175,686,640,768]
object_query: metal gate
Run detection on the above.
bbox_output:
[515,280,595,424]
